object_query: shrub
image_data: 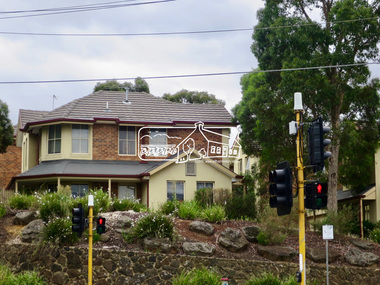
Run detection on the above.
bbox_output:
[39,192,71,223]
[369,228,380,244]
[0,203,6,218]
[225,192,257,220]
[177,200,200,220]
[90,189,111,216]
[8,193,36,210]
[363,220,376,238]
[42,217,78,245]
[0,264,46,285]
[257,223,287,246]
[194,188,213,208]
[201,205,226,223]
[159,199,180,215]
[245,272,298,285]
[124,212,174,242]
[110,197,146,212]
[213,188,231,205]
[172,267,221,285]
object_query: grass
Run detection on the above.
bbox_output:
[0,264,46,285]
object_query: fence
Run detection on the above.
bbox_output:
[0,189,14,203]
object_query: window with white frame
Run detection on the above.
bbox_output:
[197,182,214,190]
[119,126,136,155]
[72,124,89,153]
[71,184,89,197]
[150,128,166,146]
[167,181,184,201]
[186,161,196,176]
[48,125,61,154]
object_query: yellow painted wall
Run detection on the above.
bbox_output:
[22,132,39,172]
[40,124,93,161]
[375,145,380,221]
[148,159,232,210]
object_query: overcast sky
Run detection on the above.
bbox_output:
[0,0,265,124]
[1,0,379,126]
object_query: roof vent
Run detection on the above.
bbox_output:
[104,101,111,112]
[123,87,131,104]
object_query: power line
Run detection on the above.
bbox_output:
[0,62,377,85]
[0,0,175,20]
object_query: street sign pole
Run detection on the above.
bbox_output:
[294,92,306,284]
[323,225,334,285]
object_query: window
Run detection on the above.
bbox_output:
[186,161,196,176]
[197,182,214,190]
[118,185,135,199]
[119,126,136,155]
[167,181,184,201]
[48,125,61,154]
[71,184,89,197]
[150,128,166,146]
[72,124,89,153]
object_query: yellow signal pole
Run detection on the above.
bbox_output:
[88,195,94,285]
[294,92,306,285]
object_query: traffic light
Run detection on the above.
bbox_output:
[269,161,293,216]
[308,117,331,171]
[72,203,85,237]
[305,182,328,209]
[96,217,106,235]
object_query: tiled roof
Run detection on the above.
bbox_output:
[21,91,233,128]
[19,109,49,128]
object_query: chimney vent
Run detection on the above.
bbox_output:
[123,87,131,104]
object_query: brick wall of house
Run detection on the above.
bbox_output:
[0,145,21,189]
[92,124,223,161]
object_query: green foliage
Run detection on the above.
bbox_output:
[369,228,380,244]
[172,267,222,285]
[200,205,226,224]
[162,89,225,105]
[177,200,201,220]
[93,77,150,93]
[0,264,46,285]
[110,197,146,212]
[224,192,257,220]
[159,199,180,215]
[194,188,213,208]
[0,203,6,218]
[39,192,71,223]
[8,193,36,210]
[0,99,14,154]
[91,189,111,216]
[42,217,78,245]
[363,220,376,238]
[245,272,298,285]
[124,212,174,242]
[256,223,287,246]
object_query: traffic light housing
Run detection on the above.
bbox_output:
[308,117,331,171]
[269,161,293,216]
[72,203,85,237]
[305,182,328,209]
[96,217,106,235]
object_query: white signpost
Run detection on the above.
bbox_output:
[322,225,334,285]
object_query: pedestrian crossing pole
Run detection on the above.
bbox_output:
[294,92,306,285]
[88,195,94,285]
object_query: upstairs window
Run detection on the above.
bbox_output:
[150,128,166,146]
[72,124,89,153]
[119,126,136,155]
[48,125,61,154]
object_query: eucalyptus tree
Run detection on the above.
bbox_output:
[233,0,380,210]
[0,100,14,153]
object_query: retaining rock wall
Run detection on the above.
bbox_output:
[0,244,379,285]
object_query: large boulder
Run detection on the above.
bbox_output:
[218,227,249,252]
[21,219,45,243]
[307,247,340,263]
[242,226,260,243]
[182,242,216,257]
[349,238,374,250]
[257,245,297,262]
[344,247,379,267]
[13,211,37,225]
[188,221,214,236]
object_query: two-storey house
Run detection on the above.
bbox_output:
[8,90,241,209]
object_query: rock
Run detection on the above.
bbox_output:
[349,238,374,250]
[344,247,379,267]
[218,227,249,252]
[143,238,178,254]
[13,211,37,225]
[307,247,339,263]
[242,226,260,243]
[257,245,297,262]
[114,216,133,233]
[188,221,214,236]
[20,219,45,243]
[182,242,216,257]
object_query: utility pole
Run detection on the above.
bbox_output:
[294,92,306,285]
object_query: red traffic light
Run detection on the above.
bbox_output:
[317,184,322,194]
[98,218,104,225]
